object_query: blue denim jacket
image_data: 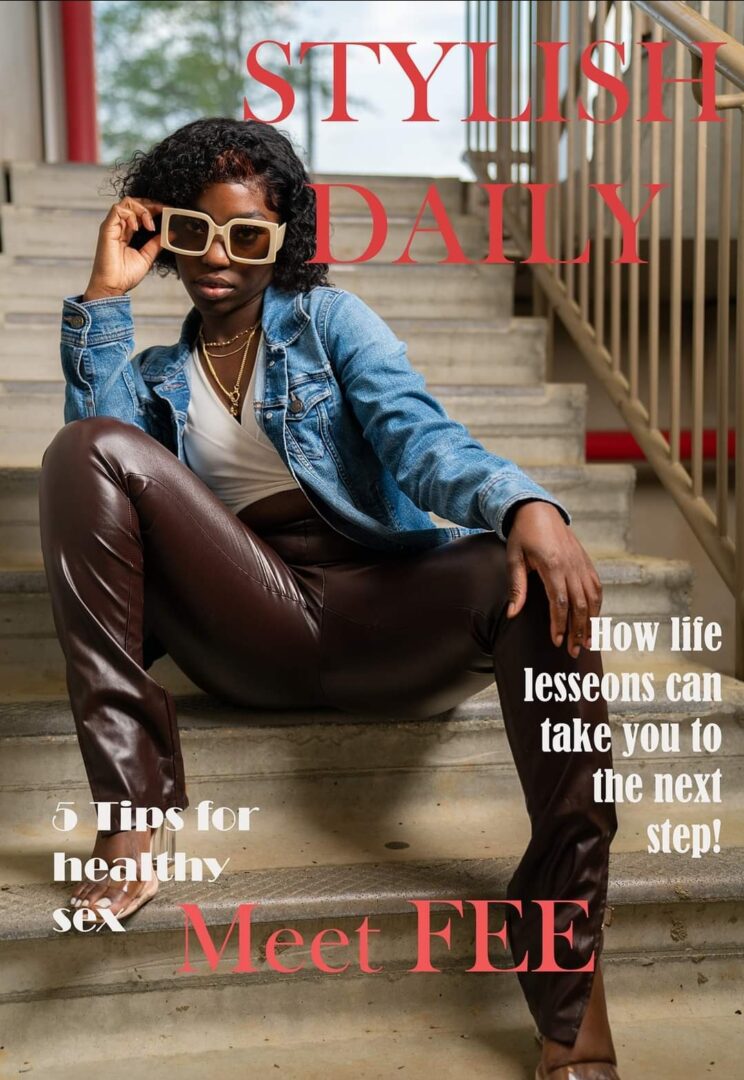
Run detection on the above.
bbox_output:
[59,281,571,552]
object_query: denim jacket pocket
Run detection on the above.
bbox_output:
[285,376,333,462]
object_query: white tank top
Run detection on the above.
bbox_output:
[183,332,302,514]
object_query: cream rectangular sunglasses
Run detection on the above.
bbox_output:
[160,207,286,264]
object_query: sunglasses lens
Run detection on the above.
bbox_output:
[229,222,272,260]
[168,213,210,252]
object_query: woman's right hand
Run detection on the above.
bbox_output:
[82,197,164,302]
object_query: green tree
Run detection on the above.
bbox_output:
[94,0,319,163]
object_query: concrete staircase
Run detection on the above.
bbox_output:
[0,162,742,1078]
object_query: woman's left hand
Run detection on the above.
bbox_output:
[504,502,603,658]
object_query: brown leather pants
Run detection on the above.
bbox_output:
[38,416,617,1045]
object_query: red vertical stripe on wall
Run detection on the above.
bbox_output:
[60,0,99,162]
[586,430,735,461]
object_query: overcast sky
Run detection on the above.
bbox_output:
[274,0,471,178]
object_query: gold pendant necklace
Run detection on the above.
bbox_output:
[199,324,258,417]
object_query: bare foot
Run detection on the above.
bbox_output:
[539,966,617,1075]
[69,828,155,918]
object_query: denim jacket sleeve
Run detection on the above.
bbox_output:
[60,293,152,428]
[322,288,572,543]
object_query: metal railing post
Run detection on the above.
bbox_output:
[461,0,744,675]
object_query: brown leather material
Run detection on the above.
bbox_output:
[38,415,618,1045]
[536,1063,621,1079]
[235,486,318,531]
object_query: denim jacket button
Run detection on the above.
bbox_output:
[289,398,303,414]
[265,411,273,420]
[64,314,85,329]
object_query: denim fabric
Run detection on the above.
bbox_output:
[59,281,571,551]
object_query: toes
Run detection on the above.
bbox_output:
[68,827,156,915]
[93,880,143,917]
[70,881,96,908]
[69,886,85,908]
[70,877,126,910]
[81,881,112,908]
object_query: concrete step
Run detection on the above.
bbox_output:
[1,668,741,1064]
[3,162,734,1080]
[0,382,586,468]
[432,463,635,553]
[475,463,635,552]
[7,721,741,883]
[0,462,634,570]
[0,950,741,1079]
[435,383,586,465]
[0,554,694,699]
[0,905,740,1078]
[0,662,740,1074]
[0,316,547,387]
[1,652,741,849]
[0,204,487,263]
[6,161,467,216]
[0,258,514,321]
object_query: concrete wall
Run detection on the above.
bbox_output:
[0,2,44,163]
[550,319,737,676]
[631,463,735,676]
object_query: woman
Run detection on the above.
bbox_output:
[38,117,619,1079]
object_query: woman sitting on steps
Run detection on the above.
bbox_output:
[38,116,619,1080]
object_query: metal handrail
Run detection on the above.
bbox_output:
[463,0,744,675]
[634,0,744,93]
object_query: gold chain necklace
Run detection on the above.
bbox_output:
[201,322,259,348]
[199,325,259,417]
[199,337,255,359]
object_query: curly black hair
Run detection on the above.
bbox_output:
[111,117,330,293]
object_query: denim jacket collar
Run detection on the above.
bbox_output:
[144,282,310,382]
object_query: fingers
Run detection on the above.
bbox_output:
[506,504,604,655]
[119,195,164,215]
[124,197,164,234]
[565,572,589,658]
[539,565,570,649]
[115,206,140,244]
[137,232,163,267]
[506,547,528,618]
[103,197,163,239]
[541,548,603,656]
[582,557,603,648]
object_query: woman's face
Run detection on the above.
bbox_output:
[174,179,281,317]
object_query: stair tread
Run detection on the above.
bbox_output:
[2,848,742,941]
[0,314,543,332]
[1,165,738,1076]
[1,255,485,271]
[0,259,513,317]
[0,380,581,392]
[37,1016,744,1080]
[1,647,742,737]
[0,461,637,480]
[0,381,585,399]
[9,163,464,179]
[0,551,696,594]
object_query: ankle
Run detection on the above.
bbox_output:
[541,1034,617,1072]
[93,825,154,859]
[540,968,616,1070]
